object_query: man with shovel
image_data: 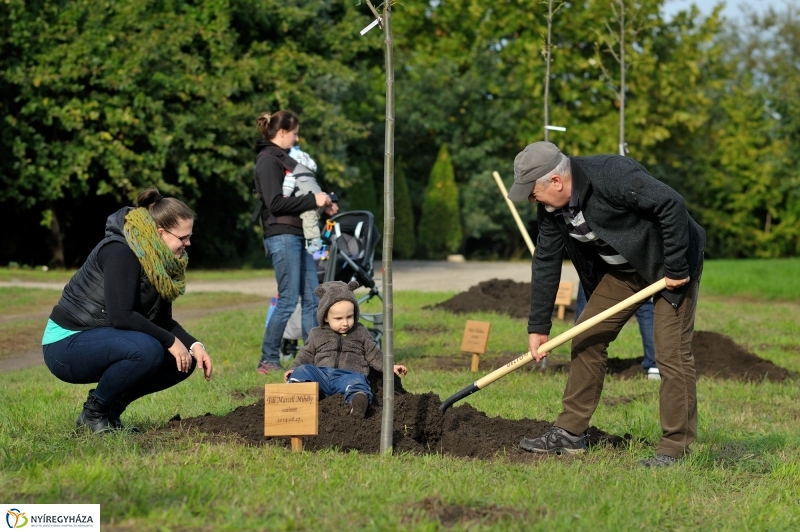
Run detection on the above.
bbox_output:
[507,141,705,467]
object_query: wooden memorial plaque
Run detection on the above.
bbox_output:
[460,320,491,372]
[555,281,574,321]
[264,382,319,451]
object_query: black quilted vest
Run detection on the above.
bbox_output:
[55,207,162,329]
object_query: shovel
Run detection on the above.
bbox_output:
[439,278,667,413]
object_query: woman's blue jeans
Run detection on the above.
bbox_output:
[261,234,319,366]
[288,364,373,404]
[43,327,195,407]
[576,282,656,370]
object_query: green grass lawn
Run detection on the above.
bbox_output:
[0,266,274,284]
[1,260,799,531]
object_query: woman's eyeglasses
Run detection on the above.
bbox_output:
[162,228,192,244]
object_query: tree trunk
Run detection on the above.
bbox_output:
[543,0,554,142]
[47,203,66,268]
[379,2,396,456]
[618,0,627,156]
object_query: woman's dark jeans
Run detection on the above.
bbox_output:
[260,233,319,366]
[43,327,195,407]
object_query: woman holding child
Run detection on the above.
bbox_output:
[42,188,213,433]
[253,111,337,374]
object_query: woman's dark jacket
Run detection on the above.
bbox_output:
[528,155,706,335]
[253,139,317,239]
[49,207,196,349]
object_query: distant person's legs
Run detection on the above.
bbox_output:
[260,234,303,372]
[298,247,320,343]
[575,283,587,320]
[636,299,658,379]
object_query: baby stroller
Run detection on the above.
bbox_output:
[268,210,383,362]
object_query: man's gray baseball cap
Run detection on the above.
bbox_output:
[507,141,563,202]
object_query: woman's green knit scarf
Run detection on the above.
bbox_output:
[123,207,188,302]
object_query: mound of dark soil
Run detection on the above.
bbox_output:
[427,278,576,321]
[156,318,791,458]
[605,331,794,381]
[428,279,794,383]
[418,331,794,382]
[162,370,628,462]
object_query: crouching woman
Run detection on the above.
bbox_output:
[42,188,213,433]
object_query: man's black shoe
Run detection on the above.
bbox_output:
[520,426,587,454]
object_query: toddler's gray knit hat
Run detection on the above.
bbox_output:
[315,280,360,325]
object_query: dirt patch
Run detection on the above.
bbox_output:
[150,329,791,459]
[0,322,46,360]
[403,496,533,528]
[427,278,576,322]
[156,370,629,462]
[417,331,794,382]
[427,279,794,383]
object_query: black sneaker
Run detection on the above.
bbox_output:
[520,426,587,454]
[349,392,369,419]
[639,455,680,468]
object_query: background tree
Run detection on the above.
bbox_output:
[678,5,800,258]
[2,1,799,265]
[0,0,375,267]
[417,144,462,258]
[391,159,416,259]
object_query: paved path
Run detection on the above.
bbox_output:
[0,260,578,372]
[0,260,578,296]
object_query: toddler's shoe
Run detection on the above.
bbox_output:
[306,238,323,254]
[349,392,369,419]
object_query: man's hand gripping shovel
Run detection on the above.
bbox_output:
[439,278,668,413]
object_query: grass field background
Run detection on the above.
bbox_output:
[1,258,799,531]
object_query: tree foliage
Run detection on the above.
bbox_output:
[1,0,798,266]
[0,0,374,266]
[418,145,462,258]
[392,160,416,259]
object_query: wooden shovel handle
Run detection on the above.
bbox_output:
[440,278,667,412]
[475,277,666,388]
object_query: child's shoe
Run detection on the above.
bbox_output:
[349,392,369,419]
[306,237,324,254]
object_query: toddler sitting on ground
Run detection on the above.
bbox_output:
[284,280,407,418]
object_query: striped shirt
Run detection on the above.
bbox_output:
[554,189,635,273]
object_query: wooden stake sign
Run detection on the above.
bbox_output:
[555,281,574,321]
[460,320,491,372]
[264,382,319,452]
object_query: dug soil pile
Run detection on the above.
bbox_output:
[428,279,794,383]
[163,371,627,462]
[160,281,792,459]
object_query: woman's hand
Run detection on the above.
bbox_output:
[168,338,192,373]
[314,192,333,208]
[393,365,408,377]
[283,370,293,383]
[324,202,339,216]
[315,192,339,216]
[190,343,213,381]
